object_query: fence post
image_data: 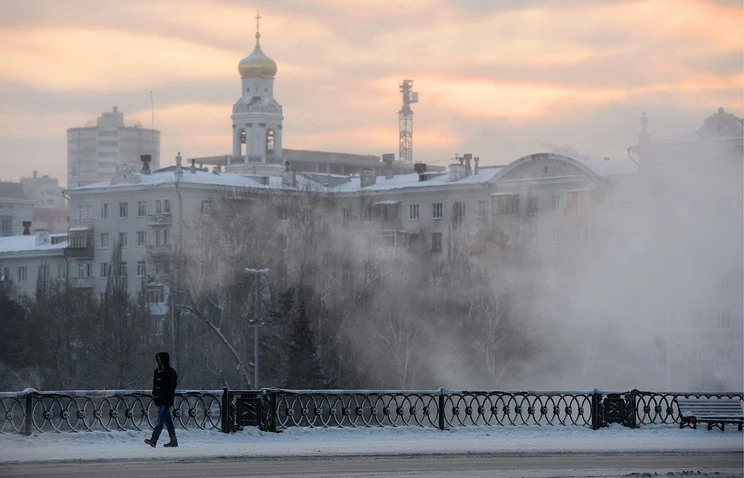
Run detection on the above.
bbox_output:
[626,389,638,429]
[591,389,601,430]
[221,387,230,434]
[24,392,33,436]
[438,387,445,431]
[269,390,277,433]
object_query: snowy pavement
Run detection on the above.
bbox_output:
[0,424,741,464]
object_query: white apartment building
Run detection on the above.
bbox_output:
[0,182,34,237]
[0,231,68,298]
[67,106,160,187]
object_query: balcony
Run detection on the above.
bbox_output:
[147,214,172,226]
[72,277,94,288]
[147,244,172,256]
[65,232,94,260]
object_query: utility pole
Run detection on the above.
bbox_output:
[245,268,270,389]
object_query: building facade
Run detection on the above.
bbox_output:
[0,182,34,237]
[0,230,68,298]
[67,106,160,187]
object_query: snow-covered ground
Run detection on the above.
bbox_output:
[0,424,741,463]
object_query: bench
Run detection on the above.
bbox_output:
[676,397,743,431]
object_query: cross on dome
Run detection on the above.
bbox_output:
[237,10,277,78]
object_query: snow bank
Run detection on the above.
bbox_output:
[0,424,741,463]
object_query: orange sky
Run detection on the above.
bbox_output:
[0,0,741,185]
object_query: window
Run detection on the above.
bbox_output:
[526,196,538,216]
[302,207,312,224]
[0,216,12,237]
[117,262,127,278]
[137,201,146,217]
[56,264,65,279]
[155,200,162,214]
[552,194,562,212]
[146,286,165,303]
[409,204,419,220]
[277,234,288,250]
[364,206,374,222]
[78,263,91,278]
[453,201,466,219]
[100,203,108,219]
[17,267,27,282]
[100,233,109,249]
[342,261,353,283]
[477,201,486,219]
[381,231,396,247]
[163,200,170,214]
[154,318,165,336]
[716,348,731,367]
[137,231,146,247]
[342,208,352,224]
[119,202,128,218]
[118,232,128,248]
[716,310,730,329]
[432,203,443,219]
[156,229,168,245]
[717,278,730,291]
[266,129,275,154]
[431,232,443,253]
[137,261,147,277]
[492,194,519,215]
[552,227,560,244]
[201,200,212,215]
[100,263,109,278]
[320,223,330,238]
[278,204,289,221]
[36,264,47,282]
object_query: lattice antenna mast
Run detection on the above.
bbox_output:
[398,79,418,164]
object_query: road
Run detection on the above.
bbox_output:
[0,452,742,478]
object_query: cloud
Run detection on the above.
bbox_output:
[0,0,740,182]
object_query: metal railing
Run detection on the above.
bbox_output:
[0,389,222,435]
[3,388,741,435]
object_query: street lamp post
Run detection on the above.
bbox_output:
[245,268,270,389]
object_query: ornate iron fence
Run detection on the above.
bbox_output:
[0,389,223,435]
[3,388,741,434]
[236,388,743,432]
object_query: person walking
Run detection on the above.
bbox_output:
[144,352,178,448]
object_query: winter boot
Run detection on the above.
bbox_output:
[144,439,156,448]
[163,439,178,448]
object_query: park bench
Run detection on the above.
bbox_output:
[676,397,743,431]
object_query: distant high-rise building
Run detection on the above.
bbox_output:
[20,170,65,209]
[67,106,160,187]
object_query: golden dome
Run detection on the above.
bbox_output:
[238,32,277,78]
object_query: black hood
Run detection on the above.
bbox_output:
[156,351,171,367]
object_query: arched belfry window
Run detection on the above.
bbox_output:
[266,129,275,154]
[240,130,246,144]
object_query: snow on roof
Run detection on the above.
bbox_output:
[564,155,639,176]
[0,235,67,255]
[332,167,505,194]
[373,200,401,205]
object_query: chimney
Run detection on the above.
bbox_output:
[259,176,270,185]
[34,229,49,246]
[190,159,196,174]
[282,161,296,187]
[474,157,480,175]
[463,154,472,176]
[414,163,427,174]
[360,168,377,187]
[449,163,466,182]
[382,153,395,180]
[22,221,31,236]
[175,152,183,180]
[140,154,152,174]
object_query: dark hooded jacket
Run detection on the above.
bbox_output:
[152,352,178,407]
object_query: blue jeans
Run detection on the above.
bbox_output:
[150,405,176,443]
